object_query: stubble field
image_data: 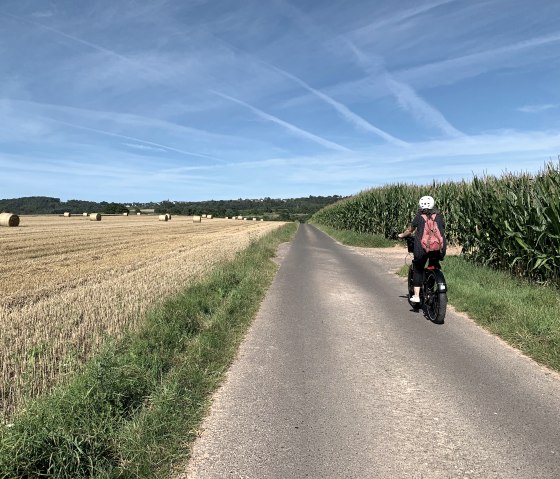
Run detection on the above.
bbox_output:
[1,215,284,419]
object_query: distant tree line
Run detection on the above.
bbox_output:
[0,197,129,215]
[152,196,344,222]
[0,195,343,221]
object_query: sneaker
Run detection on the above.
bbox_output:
[410,295,421,303]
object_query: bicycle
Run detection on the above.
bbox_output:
[404,237,448,324]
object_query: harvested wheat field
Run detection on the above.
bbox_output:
[0,215,284,419]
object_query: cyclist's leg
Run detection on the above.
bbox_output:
[412,254,427,298]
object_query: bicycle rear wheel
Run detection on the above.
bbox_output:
[423,270,447,324]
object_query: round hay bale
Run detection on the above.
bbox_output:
[207,215,213,219]
[123,212,129,216]
[137,212,141,215]
[63,212,71,217]
[165,213,172,220]
[89,213,101,221]
[202,214,207,218]
[159,215,168,222]
[83,212,88,217]
[0,212,20,227]
[252,218,257,221]
[192,215,202,223]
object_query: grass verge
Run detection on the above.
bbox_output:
[0,223,297,479]
[398,256,560,372]
[309,222,396,247]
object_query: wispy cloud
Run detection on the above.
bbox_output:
[350,0,458,41]
[398,32,560,89]
[517,103,559,113]
[2,12,140,68]
[212,91,353,152]
[2,10,216,91]
[31,10,54,18]
[323,29,560,109]
[123,143,169,152]
[3,98,260,150]
[50,119,224,161]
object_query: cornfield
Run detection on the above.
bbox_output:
[0,215,283,420]
[312,162,560,285]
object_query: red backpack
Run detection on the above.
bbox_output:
[421,213,444,253]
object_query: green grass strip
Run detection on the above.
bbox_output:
[0,223,297,479]
[398,256,560,372]
[310,222,397,247]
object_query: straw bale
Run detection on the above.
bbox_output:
[83,212,88,217]
[165,213,172,220]
[137,212,141,215]
[0,212,20,227]
[159,215,168,221]
[123,212,129,216]
[89,213,101,221]
[202,214,207,218]
[63,212,71,217]
[192,215,202,223]
[207,215,213,219]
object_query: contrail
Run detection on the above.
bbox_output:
[50,118,223,161]
[346,40,464,138]
[208,34,407,147]
[350,0,458,39]
[2,12,158,75]
[268,63,408,147]
[384,74,464,138]
[213,91,353,153]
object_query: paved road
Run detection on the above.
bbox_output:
[180,224,560,478]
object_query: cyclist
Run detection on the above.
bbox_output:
[398,196,447,303]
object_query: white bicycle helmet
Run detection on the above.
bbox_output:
[419,195,435,209]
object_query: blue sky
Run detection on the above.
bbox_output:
[1,0,559,202]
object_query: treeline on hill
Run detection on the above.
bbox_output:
[0,197,129,215]
[311,162,560,286]
[0,195,343,221]
[148,196,343,221]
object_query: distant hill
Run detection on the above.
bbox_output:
[0,195,344,221]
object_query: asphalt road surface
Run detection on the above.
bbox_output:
[180,224,560,479]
